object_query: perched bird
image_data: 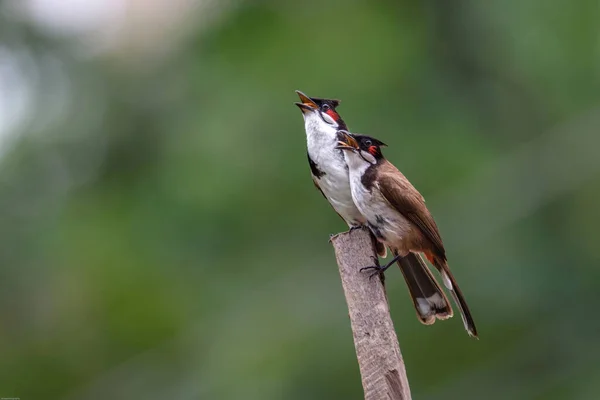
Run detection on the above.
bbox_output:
[295,90,384,257]
[295,91,363,228]
[336,131,477,338]
[295,91,421,267]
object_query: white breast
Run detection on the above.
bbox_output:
[304,115,365,226]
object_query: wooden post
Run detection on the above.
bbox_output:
[330,227,412,400]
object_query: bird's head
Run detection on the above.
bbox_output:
[336,130,387,165]
[295,90,347,131]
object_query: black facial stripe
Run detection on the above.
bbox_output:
[318,111,338,127]
[308,153,325,178]
[359,150,371,163]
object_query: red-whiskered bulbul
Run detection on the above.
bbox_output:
[295,91,363,227]
[336,131,478,338]
[296,91,433,266]
[295,90,384,257]
[294,91,442,281]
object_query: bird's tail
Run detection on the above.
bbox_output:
[429,255,478,338]
[396,252,453,325]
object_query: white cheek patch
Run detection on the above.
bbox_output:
[360,150,377,164]
[321,111,336,125]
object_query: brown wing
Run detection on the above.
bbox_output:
[377,163,446,259]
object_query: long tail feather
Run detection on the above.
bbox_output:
[396,252,453,325]
[432,258,478,338]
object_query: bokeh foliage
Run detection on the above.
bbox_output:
[1,0,600,399]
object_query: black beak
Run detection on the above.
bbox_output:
[335,131,359,151]
[335,142,357,152]
[295,102,316,113]
[295,90,318,113]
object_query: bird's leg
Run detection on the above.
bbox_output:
[330,225,365,242]
[360,254,402,280]
[348,225,364,233]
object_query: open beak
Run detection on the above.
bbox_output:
[335,131,358,152]
[295,90,318,113]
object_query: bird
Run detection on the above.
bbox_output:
[294,91,428,270]
[294,90,443,281]
[295,90,385,257]
[295,91,363,228]
[336,130,478,338]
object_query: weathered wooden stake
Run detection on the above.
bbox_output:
[330,227,411,400]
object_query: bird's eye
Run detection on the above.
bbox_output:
[322,104,330,112]
[364,139,372,146]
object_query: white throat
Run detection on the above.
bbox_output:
[300,110,365,226]
[303,111,338,147]
[343,150,372,177]
[303,111,340,163]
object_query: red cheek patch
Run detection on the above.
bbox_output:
[369,145,377,155]
[326,109,339,121]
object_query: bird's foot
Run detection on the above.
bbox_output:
[329,226,365,242]
[348,225,363,233]
[360,256,390,280]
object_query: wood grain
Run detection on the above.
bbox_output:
[330,227,411,400]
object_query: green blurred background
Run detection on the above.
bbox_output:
[1,0,599,398]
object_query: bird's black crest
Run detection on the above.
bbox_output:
[310,98,341,109]
[353,134,387,148]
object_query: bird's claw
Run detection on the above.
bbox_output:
[360,256,385,280]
